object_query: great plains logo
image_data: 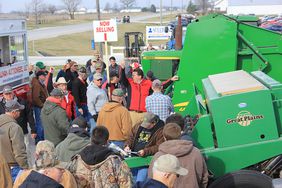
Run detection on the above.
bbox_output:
[226,111,264,126]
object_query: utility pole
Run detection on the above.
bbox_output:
[170,0,172,20]
[95,0,103,58]
[160,0,163,25]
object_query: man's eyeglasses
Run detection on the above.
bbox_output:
[96,79,102,81]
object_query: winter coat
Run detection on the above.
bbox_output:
[65,69,78,91]
[31,77,48,108]
[0,155,12,188]
[120,68,152,112]
[87,83,108,116]
[134,179,168,188]
[97,101,132,141]
[0,97,35,135]
[61,92,76,120]
[41,97,69,146]
[68,144,133,188]
[14,169,78,188]
[148,140,209,188]
[18,170,63,188]
[109,64,120,76]
[125,120,165,156]
[0,114,28,169]
[55,128,90,162]
[72,77,87,109]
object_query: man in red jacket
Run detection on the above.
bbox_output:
[120,61,152,127]
[55,77,76,120]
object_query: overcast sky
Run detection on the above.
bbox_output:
[1,0,188,13]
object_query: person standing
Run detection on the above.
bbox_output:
[0,85,36,166]
[0,100,28,181]
[41,88,69,146]
[148,123,209,188]
[97,88,132,148]
[109,56,120,76]
[87,73,108,132]
[55,77,76,121]
[56,59,71,82]
[72,67,89,120]
[135,154,188,188]
[65,61,79,91]
[55,116,90,162]
[31,71,48,144]
[68,126,133,187]
[120,61,152,126]
[146,79,174,122]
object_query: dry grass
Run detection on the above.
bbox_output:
[28,22,161,56]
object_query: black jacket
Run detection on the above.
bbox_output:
[65,69,78,91]
[72,77,88,108]
[19,170,64,188]
[0,97,35,134]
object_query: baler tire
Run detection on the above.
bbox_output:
[208,170,272,188]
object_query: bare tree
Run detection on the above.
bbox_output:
[112,2,119,12]
[195,0,209,14]
[120,0,136,9]
[104,2,111,11]
[29,0,44,27]
[61,0,82,20]
[47,4,57,14]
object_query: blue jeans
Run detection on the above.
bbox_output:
[89,117,96,134]
[109,141,125,149]
[34,107,44,144]
[131,167,148,183]
[11,166,22,183]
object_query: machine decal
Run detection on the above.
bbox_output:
[226,111,264,126]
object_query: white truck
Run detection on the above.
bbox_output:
[0,19,30,97]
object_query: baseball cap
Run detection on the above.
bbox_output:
[94,62,103,69]
[56,77,68,85]
[91,56,98,62]
[3,85,13,94]
[93,73,102,80]
[50,88,65,97]
[35,61,46,69]
[152,79,162,88]
[112,88,124,97]
[5,100,25,112]
[35,140,58,169]
[154,154,188,176]
[141,112,159,128]
[163,123,182,140]
[71,116,89,129]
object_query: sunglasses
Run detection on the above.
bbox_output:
[96,79,102,81]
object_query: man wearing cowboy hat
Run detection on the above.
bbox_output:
[55,77,76,120]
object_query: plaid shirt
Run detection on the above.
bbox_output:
[145,92,174,121]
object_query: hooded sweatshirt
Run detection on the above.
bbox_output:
[55,127,90,162]
[0,114,28,169]
[148,140,209,188]
[69,144,132,188]
[97,101,132,141]
[41,97,69,146]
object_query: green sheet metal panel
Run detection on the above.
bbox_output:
[172,16,238,114]
[203,78,279,148]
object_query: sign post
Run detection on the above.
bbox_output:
[93,19,118,98]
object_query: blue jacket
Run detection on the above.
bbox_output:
[134,179,168,188]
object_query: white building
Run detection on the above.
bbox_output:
[227,0,282,15]
[214,0,228,12]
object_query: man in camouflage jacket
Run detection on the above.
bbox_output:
[67,126,133,188]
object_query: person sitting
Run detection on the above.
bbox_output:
[148,123,209,188]
[68,126,133,187]
[134,154,188,188]
[55,116,90,162]
[124,112,165,183]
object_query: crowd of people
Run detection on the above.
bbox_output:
[0,54,209,188]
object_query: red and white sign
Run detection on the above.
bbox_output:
[93,19,118,42]
[0,62,29,86]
